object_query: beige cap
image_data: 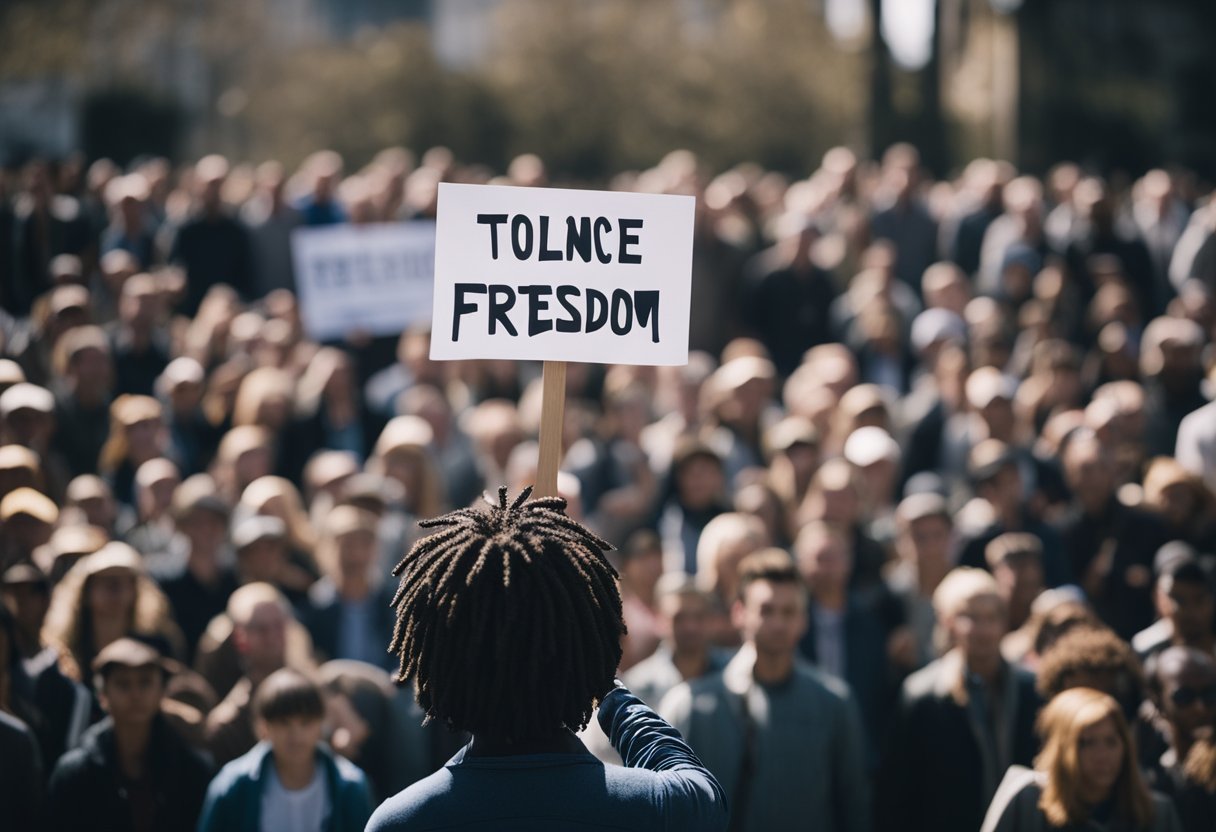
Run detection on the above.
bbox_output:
[78,541,144,579]
[373,416,434,457]
[965,367,1017,410]
[0,487,58,524]
[0,444,41,473]
[92,637,169,677]
[0,383,54,417]
[843,426,901,467]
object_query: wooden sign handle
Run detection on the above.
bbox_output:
[534,360,568,498]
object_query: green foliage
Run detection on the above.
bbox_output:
[0,0,90,77]
[242,0,864,177]
[1,0,865,176]
[243,24,508,170]
[483,0,866,176]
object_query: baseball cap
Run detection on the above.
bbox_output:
[232,515,288,551]
[92,637,170,678]
[843,426,901,468]
[965,367,1017,410]
[0,383,54,417]
[0,487,58,524]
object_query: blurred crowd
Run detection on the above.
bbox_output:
[0,140,1215,831]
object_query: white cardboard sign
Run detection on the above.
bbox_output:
[430,183,695,365]
[292,222,436,341]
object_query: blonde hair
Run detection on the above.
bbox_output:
[42,552,183,681]
[1035,688,1153,828]
[932,567,1004,656]
[213,425,273,500]
[695,512,767,600]
[295,347,349,415]
[369,418,445,520]
[1142,456,1213,518]
[227,582,289,626]
[314,505,379,581]
[933,567,1002,620]
[98,395,164,474]
[239,476,317,555]
[232,367,294,428]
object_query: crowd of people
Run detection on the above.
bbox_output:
[0,138,1214,830]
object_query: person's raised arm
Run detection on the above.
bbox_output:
[598,681,728,830]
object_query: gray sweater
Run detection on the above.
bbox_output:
[659,643,871,832]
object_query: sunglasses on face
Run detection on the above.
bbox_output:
[1170,686,1216,708]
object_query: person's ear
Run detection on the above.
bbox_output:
[254,717,269,741]
[730,599,746,632]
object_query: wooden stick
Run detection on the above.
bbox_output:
[534,360,568,498]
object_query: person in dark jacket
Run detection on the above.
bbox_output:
[367,488,727,831]
[1053,430,1170,639]
[167,155,254,315]
[198,668,374,832]
[0,599,44,828]
[1142,646,1216,805]
[739,216,838,376]
[795,521,906,770]
[0,709,42,831]
[45,638,213,832]
[300,505,396,671]
[1167,652,1216,832]
[879,568,1041,832]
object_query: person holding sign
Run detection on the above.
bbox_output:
[365,487,728,831]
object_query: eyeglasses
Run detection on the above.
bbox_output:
[1170,686,1216,708]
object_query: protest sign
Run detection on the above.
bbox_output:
[292,221,436,341]
[430,183,695,365]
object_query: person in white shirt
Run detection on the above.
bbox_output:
[198,667,374,832]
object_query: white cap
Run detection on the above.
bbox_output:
[0,383,54,417]
[965,367,1017,410]
[911,308,966,355]
[843,426,901,468]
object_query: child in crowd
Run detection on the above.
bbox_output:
[199,667,373,832]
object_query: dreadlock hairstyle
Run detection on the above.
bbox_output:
[389,486,625,741]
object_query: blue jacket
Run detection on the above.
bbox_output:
[366,685,728,831]
[198,741,373,832]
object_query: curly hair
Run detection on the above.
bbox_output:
[389,486,625,741]
[1036,624,1144,702]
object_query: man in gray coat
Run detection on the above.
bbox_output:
[660,548,871,832]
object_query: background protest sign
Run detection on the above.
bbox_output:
[292,221,436,341]
[430,183,695,365]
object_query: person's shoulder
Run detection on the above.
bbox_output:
[622,648,675,686]
[1148,789,1183,829]
[657,671,725,722]
[979,766,1045,832]
[793,661,854,704]
[48,740,97,790]
[365,769,456,832]
[328,746,370,787]
[306,576,341,608]
[210,741,268,788]
[1178,399,1216,432]
[901,658,944,700]
[667,665,726,700]
[0,708,34,741]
